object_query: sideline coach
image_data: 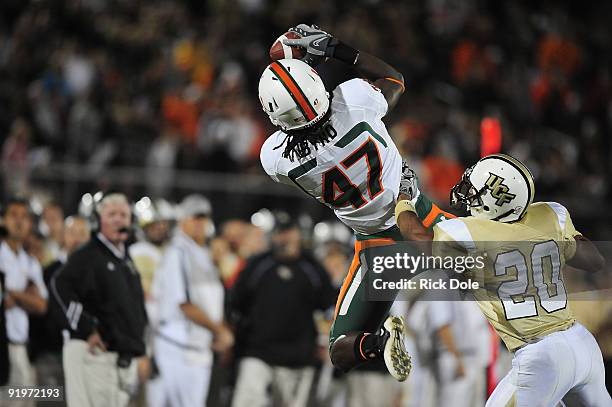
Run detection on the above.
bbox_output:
[51,193,147,407]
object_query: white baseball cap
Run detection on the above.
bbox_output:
[178,194,212,219]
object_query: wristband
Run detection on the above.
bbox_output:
[395,199,417,224]
[331,40,360,65]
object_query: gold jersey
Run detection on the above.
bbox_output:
[129,241,164,297]
[432,202,581,351]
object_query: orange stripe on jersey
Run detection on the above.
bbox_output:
[334,252,360,318]
[334,237,396,318]
[269,62,317,121]
[422,204,456,228]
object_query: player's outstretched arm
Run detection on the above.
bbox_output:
[398,161,456,229]
[395,194,435,258]
[353,51,405,111]
[284,24,405,111]
[395,195,433,243]
[567,235,605,272]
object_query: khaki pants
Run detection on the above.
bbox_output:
[8,343,36,407]
[347,371,402,407]
[231,357,314,407]
[63,339,138,407]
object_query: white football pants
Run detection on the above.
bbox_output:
[486,323,611,407]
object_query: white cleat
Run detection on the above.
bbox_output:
[382,315,412,382]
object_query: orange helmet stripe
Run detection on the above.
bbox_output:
[269,62,318,122]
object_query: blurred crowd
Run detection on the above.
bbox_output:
[0,0,611,237]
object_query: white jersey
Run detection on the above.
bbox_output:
[0,241,47,343]
[152,231,224,365]
[261,78,403,236]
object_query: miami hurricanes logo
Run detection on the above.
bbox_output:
[485,173,516,206]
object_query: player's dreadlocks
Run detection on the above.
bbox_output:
[273,108,335,162]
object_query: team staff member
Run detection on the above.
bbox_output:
[51,193,147,407]
[405,294,490,407]
[29,215,91,400]
[148,194,233,407]
[230,212,337,407]
[0,198,48,406]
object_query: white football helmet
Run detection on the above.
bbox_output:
[450,154,535,222]
[133,197,175,228]
[258,59,330,131]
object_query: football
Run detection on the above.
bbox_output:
[269,31,305,61]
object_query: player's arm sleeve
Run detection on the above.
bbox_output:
[546,202,581,259]
[432,219,475,265]
[260,135,282,183]
[431,222,461,258]
[338,78,388,118]
[351,50,405,112]
[561,208,581,260]
[49,255,98,338]
[413,192,456,228]
[544,202,604,271]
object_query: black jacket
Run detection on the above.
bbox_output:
[28,260,68,360]
[230,250,336,367]
[50,235,147,358]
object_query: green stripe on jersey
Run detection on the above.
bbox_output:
[355,225,403,241]
[335,122,388,148]
[288,157,317,180]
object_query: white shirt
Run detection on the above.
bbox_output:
[427,300,491,366]
[260,78,403,236]
[0,241,48,343]
[406,275,490,367]
[151,231,224,365]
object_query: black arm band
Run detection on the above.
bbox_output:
[331,40,360,65]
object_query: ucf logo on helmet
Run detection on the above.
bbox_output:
[485,173,517,206]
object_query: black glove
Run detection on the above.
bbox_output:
[284,24,359,66]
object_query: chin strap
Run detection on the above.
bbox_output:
[491,209,515,221]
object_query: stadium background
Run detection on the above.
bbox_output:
[1,0,611,405]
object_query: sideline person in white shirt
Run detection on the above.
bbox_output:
[405,283,491,407]
[0,198,48,406]
[147,194,234,407]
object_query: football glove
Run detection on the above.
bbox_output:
[399,160,420,201]
[284,24,359,66]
